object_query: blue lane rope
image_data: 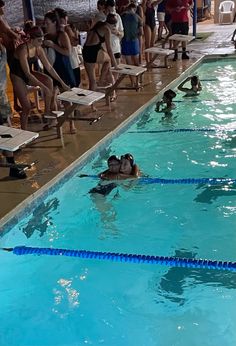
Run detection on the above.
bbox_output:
[128,128,229,134]
[78,175,236,185]
[174,99,222,103]
[2,246,235,272]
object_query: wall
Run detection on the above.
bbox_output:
[4,0,24,26]
[33,0,98,29]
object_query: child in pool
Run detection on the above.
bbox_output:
[178,76,202,97]
[155,89,176,116]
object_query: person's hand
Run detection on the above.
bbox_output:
[43,40,54,48]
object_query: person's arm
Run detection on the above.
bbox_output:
[0,18,19,40]
[132,164,141,177]
[37,47,70,90]
[44,32,71,56]
[141,0,147,13]
[152,0,164,6]
[112,15,124,39]
[66,25,79,46]
[104,26,118,68]
[137,15,144,37]
[197,80,202,91]
[16,46,51,92]
[155,100,164,112]
[178,77,191,92]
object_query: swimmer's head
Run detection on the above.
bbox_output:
[120,153,134,174]
[163,89,176,102]
[191,76,199,86]
[107,155,121,173]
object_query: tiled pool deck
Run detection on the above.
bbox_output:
[0,22,235,228]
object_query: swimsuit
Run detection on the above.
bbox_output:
[82,28,105,64]
[45,35,76,87]
[145,6,156,31]
[9,43,38,84]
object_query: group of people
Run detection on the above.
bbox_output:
[0,0,195,180]
[155,75,202,116]
[79,153,140,195]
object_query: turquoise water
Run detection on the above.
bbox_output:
[1,59,236,346]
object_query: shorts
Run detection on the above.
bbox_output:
[157,12,165,22]
[0,90,12,125]
[121,39,139,56]
[114,52,121,59]
[171,22,189,35]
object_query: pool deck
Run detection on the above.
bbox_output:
[0,22,235,224]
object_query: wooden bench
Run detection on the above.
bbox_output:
[144,47,175,68]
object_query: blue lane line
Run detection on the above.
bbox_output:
[78,175,236,185]
[128,128,236,134]
[10,246,236,272]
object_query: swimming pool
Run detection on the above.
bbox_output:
[1,58,236,346]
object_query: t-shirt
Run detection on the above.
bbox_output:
[121,11,142,41]
[166,0,192,23]
[110,13,124,54]
[70,45,83,69]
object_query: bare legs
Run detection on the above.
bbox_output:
[144,24,157,65]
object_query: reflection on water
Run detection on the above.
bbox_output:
[90,187,120,239]
[194,184,236,204]
[91,147,113,170]
[22,198,59,238]
[155,250,236,305]
[136,112,153,129]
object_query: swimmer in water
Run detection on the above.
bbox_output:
[178,75,202,97]
[119,153,141,178]
[155,89,176,116]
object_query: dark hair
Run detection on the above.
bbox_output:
[54,7,68,19]
[127,3,137,10]
[106,13,117,25]
[191,76,199,86]
[27,26,44,39]
[108,155,120,164]
[44,10,61,31]
[97,0,106,6]
[121,153,134,166]
[163,89,176,100]
[0,0,5,8]
[24,20,34,33]
[106,0,116,7]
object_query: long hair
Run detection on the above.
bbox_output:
[44,10,61,32]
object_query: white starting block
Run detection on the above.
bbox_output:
[145,47,175,68]
[0,125,38,152]
[169,34,195,43]
[44,111,64,120]
[56,88,105,146]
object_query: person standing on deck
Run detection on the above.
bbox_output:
[166,0,193,61]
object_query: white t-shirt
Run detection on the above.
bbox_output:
[110,13,124,54]
[70,45,83,69]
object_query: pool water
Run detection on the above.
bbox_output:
[1,59,236,346]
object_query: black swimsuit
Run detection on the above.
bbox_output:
[9,44,38,84]
[145,6,156,31]
[82,28,105,64]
